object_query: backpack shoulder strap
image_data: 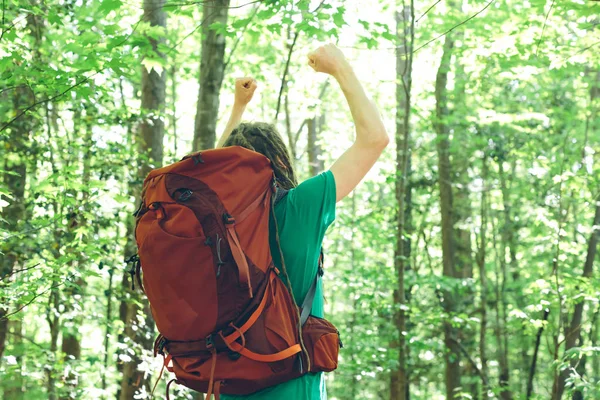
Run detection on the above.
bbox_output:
[274,187,289,205]
[300,251,324,326]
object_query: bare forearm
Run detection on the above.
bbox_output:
[334,66,388,147]
[217,103,246,148]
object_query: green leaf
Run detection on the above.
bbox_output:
[99,0,123,14]
[141,58,164,74]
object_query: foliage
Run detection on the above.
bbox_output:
[1,0,599,399]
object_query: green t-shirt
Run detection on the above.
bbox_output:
[221,170,337,400]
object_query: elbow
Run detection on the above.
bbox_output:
[369,130,390,150]
[378,132,390,149]
[356,133,389,151]
[355,128,389,151]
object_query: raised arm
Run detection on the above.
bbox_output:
[216,77,258,148]
[307,44,389,202]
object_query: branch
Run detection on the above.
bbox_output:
[223,3,261,71]
[562,40,600,63]
[6,330,46,350]
[413,0,495,53]
[0,274,74,320]
[535,0,555,57]
[275,31,299,122]
[0,263,41,281]
[274,0,326,122]
[416,0,441,24]
[449,337,494,392]
[0,19,141,132]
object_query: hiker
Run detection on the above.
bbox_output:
[134,43,388,400]
[217,43,389,399]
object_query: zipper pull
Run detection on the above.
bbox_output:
[337,330,344,348]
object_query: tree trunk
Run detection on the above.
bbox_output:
[496,161,513,400]
[434,34,462,400]
[477,154,489,397]
[118,1,166,398]
[0,6,42,364]
[59,106,94,400]
[390,3,413,400]
[193,0,230,151]
[307,117,324,176]
[451,34,477,400]
[0,84,30,361]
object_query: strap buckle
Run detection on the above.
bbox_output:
[205,334,215,350]
[223,213,235,225]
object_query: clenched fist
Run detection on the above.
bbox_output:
[307,43,350,77]
[234,77,257,106]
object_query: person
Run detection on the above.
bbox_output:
[218,43,389,400]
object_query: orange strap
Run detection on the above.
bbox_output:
[236,187,269,223]
[222,270,274,345]
[206,349,217,400]
[214,381,222,400]
[227,341,302,363]
[226,224,253,298]
[150,354,173,398]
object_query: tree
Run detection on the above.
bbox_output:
[434,33,462,399]
[118,0,167,398]
[390,2,414,400]
[193,0,231,151]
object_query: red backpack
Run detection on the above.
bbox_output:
[132,146,341,399]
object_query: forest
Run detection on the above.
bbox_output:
[1,0,599,399]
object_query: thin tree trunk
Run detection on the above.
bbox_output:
[171,61,178,157]
[307,117,324,176]
[527,309,551,399]
[496,161,513,400]
[451,32,477,400]
[590,305,600,388]
[390,2,413,400]
[477,154,489,397]
[59,105,93,400]
[118,1,166,398]
[193,0,230,151]
[284,92,297,160]
[434,33,462,400]
[498,156,528,393]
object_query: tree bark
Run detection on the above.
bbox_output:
[118,1,166,398]
[390,3,413,400]
[193,0,230,151]
[434,34,462,400]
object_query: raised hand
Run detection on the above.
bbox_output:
[307,43,350,78]
[234,77,258,106]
